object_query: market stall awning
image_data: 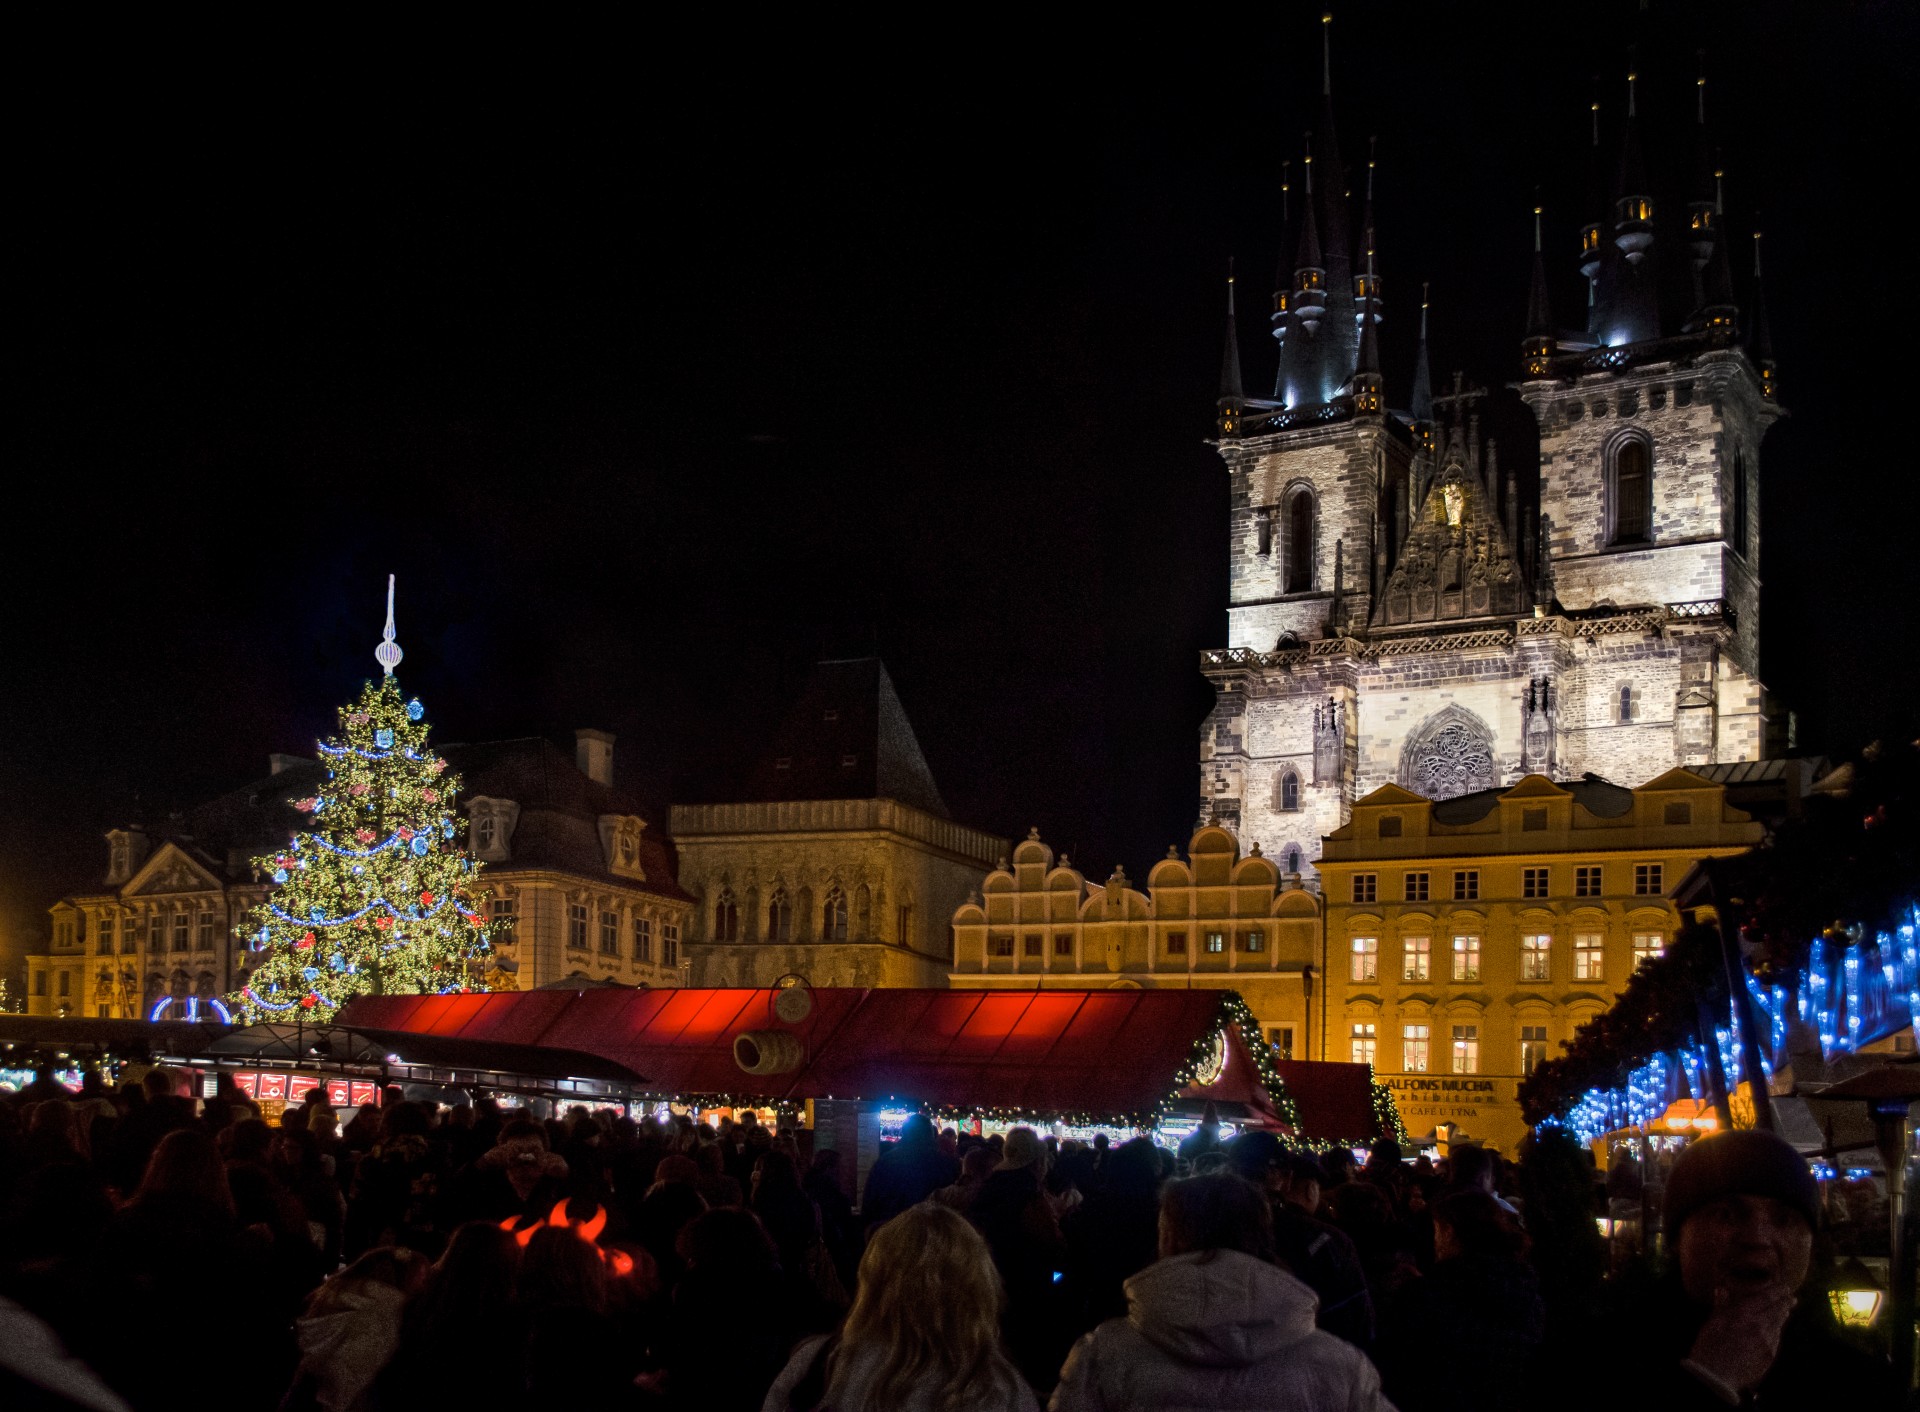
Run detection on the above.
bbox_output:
[201,1022,646,1091]
[340,986,1386,1137]
[1271,1060,1385,1146]
[0,1015,230,1060]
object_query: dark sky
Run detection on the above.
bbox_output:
[6,3,1914,974]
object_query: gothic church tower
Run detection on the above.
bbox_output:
[1200,38,1780,880]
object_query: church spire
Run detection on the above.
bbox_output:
[1313,10,1357,396]
[1354,241,1383,413]
[1749,231,1778,399]
[1218,261,1245,435]
[1410,283,1433,424]
[1523,202,1555,375]
[1600,64,1660,344]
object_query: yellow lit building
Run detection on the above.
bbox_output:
[1315,769,1763,1152]
[949,826,1323,1061]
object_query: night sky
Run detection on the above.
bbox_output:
[7,3,1914,974]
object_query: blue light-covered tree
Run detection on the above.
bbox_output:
[231,581,492,1022]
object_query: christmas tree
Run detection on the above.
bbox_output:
[233,580,493,1022]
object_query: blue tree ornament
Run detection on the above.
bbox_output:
[411,835,430,856]
[407,699,425,721]
[441,820,455,838]
[301,966,320,981]
[273,868,289,883]
[375,728,394,748]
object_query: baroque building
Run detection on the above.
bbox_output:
[1200,38,1782,877]
[949,826,1321,1063]
[24,729,691,1016]
[675,658,1002,989]
[1315,768,1763,1152]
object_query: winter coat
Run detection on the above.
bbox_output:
[1378,1255,1542,1412]
[762,1335,1040,1412]
[1050,1249,1395,1412]
[291,1279,408,1412]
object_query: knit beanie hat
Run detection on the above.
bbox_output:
[1663,1130,1818,1237]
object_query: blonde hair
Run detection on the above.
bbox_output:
[834,1202,1018,1412]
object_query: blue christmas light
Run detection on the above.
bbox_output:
[375,728,394,748]
[273,868,289,883]
[411,835,430,856]
[407,699,424,721]
[441,820,455,838]
[302,966,320,981]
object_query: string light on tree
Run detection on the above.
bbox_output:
[231,577,493,1023]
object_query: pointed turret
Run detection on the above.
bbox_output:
[1355,138,1381,333]
[1749,232,1778,399]
[1280,137,1331,407]
[1578,97,1607,289]
[1594,69,1661,345]
[1353,241,1383,414]
[1613,68,1654,264]
[1410,285,1434,420]
[1523,204,1555,375]
[1314,11,1358,393]
[1270,159,1294,399]
[1217,261,1245,435]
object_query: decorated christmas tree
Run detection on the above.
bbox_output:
[232,580,493,1022]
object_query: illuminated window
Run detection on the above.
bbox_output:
[1575,865,1603,897]
[1242,930,1265,953]
[1404,935,1431,981]
[1452,1025,1480,1073]
[1452,935,1482,981]
[599,910,619,955]
[1205,932,1226,954]
[822,886,849,942]
[1405,871,1429,902]
[1270,1025,1295,1060]
[1523,867,1549,898]
[490,896,517,944]
[1633,932,1664,968]
[1634,863,1664,896]
[568,904,589,950]
[1610,438,1652,544]
[1521,933,1552,982]
[1350,936,1379,982]
[1167,931,1188,955]
[1403,1023,1430,1073]
[1352,873,1377,904]
[477,815,495,850]
[1351,1023,1377,1066]
[1453,871,1478,901]
[632,916,652,962]
[1521,1025,1549,1075]
[1574,932,1605,981]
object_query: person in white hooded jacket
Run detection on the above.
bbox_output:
[1049,1173,1395,1412]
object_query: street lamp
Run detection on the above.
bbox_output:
[1829,1256,1885,1330]
[1817,1067,1920,1389]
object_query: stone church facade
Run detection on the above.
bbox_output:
[1200,52,1782,879]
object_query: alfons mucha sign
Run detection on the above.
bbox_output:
[1381,1075,1527,1153]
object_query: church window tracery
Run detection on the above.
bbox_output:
[1399,707,1498,800]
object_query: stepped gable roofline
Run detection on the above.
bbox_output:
[729,657,950,819]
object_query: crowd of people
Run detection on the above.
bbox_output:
[0,1065,1899,1411]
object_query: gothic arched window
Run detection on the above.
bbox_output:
[1284,490,1314,593]
[1284,846,1302,875]
[1619,685,1636,723]
[713,888,739,942]
[1610,438,1652,544]
[822,886,849,942]
[1277,769,1301,812]
[767,888,793,944]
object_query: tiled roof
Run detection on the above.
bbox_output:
[161,736,688,901]
[698,658,949,818]
[1428,775,1635,825]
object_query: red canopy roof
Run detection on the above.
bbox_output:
[1271,1060,1382,1148]
[341,986,1294,1127]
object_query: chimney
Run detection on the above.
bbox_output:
[575,729,615,787]
[269,753,306,775]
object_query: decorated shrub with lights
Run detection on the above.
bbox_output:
[232,586,492,1022]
